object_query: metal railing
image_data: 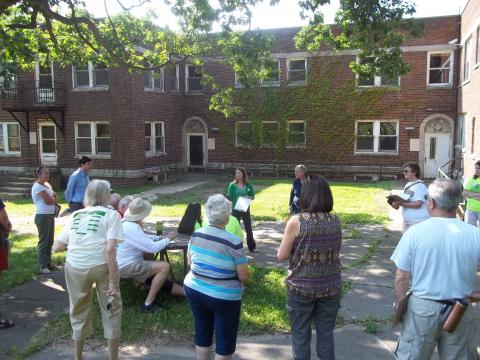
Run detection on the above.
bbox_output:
[1,82,66,110]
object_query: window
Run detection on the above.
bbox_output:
[427,52,453,86]
[456,114,465,148]
[471,118,476,154]
[186,65,203,93]
[169,65,179,92]
[355,120,398,153]
[477,27,480,65]
[0,72,16,90]
[288,121,306,146]
[145,122,165,155]
[262,59,280,86]
[144,67,164,91]
[357,57,400,87]
[35,62,54,89]
[236,121,252,147]
[287,59,306,84]
[0,123,21,155]
[464,36,472,82]
[75,122,111,156]
[262,121,278,146]
[73,62,109,88]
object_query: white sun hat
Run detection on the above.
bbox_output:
[123,198,152,222]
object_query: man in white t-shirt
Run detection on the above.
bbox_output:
[391,179,480,359]
[392,161,430,232]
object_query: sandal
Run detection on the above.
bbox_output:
[0,318,14,329]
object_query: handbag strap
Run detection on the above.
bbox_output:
[404,180,424,192]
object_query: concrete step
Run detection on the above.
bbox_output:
[0,180,33,186]
[0,186,30,192]
[0,191,29,199]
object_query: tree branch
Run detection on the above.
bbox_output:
[116,0,151,11]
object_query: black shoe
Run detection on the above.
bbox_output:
[140,301,168,312]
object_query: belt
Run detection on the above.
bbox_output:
[434,299,455,305]
[192,270,238,281]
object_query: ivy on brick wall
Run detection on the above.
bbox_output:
[210,63,393,162]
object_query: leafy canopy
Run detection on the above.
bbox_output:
[0,0,421,115]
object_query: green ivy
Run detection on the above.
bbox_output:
[210,63,391,162]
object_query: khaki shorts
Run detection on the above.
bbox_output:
[64,262,122,341]
[119,260,153,286]
[396,295,478,360]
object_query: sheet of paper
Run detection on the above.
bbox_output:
[234,196,252,212]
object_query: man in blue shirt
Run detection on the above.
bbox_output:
[391,179,480,359]
[65,156,92,212]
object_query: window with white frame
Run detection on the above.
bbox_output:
[476,27,480,65]
[427,52,453,86]
[35,62,54,89]
[456,114,465,148]
[169,65,179,92]
[464,36,472,82]
[145,121,165,154]
[186,65,203,93]
[288,120,306,146]
[355,120,398,153]
[144,67,164,91]
[262,59,280,86]
[262,121,278,146]
[357,57,400,87]
[236,121,252,147]
[73,62,109,88]
[0,123,21,155]
[287,59,306,84]
[75,122,111,156]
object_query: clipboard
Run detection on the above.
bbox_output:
[393,292,412,326]
[54,204,61,218]
[234,196,252,212]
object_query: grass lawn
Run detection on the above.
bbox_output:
[2,177,394,355]
[152,178,393,225]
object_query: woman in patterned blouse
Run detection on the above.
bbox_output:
[278,175,342,360]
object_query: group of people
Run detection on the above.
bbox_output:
[1,157,479,360]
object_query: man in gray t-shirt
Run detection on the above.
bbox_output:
[391,179,480,360]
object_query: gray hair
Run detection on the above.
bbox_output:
[205,194,232,226]
[428,179,463,212]
[118,195,134,213]
[295,164,307,174]
[84,179,112,208]
[110,193,121,209]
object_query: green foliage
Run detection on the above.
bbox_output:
[0,1,421,115]
[295,0,423,80]
[363,316,380,334]
[214,67,388,162]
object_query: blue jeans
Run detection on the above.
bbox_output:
[184,285,241,356]
[286,289,340,360]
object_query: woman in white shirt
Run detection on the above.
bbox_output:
[31,166,58,274]
[53,179,124,360]
[393,161,430,232]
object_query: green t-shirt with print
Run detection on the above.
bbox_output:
[465,177,480,212]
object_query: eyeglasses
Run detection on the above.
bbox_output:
[403,169,409,173]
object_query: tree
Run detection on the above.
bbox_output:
[0,0,421,115]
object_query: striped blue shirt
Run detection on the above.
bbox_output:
[184,225,247,301]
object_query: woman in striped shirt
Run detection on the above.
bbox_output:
[184,194,249,360]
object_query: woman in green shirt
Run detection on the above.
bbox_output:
[227,168,256,252]
[463,161,480,226]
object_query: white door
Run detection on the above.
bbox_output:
[424,133,450,178]
[39,123,57,166]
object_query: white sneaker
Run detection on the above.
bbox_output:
[40,267,52,274]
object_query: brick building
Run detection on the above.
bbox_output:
[0,10,474,185]
[458,0,480,181]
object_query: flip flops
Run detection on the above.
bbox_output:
[0,318,14,329]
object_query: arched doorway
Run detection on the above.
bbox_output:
[182,117,208,170]
[419,114,454,178]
